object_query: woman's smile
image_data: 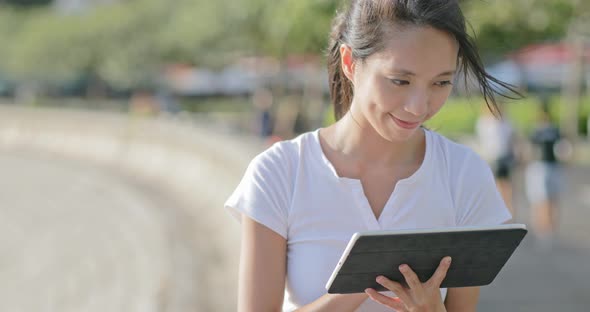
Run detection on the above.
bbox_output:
[389,113,422,130]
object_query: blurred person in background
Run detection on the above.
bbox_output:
[252,87,285,146]
[129,88,159,116]
[475,103,517,216]
[525,105,564,248]
[226,0,520,311]
[252,87,275,138]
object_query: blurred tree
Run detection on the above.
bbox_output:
[0,0,228,93]
[233,0,580,61]
[227,0,340,137]
[156,0,232,67]
[246,0,338,58]
[0,0,584,95]
[463,0,578,59]
[0,0,52,7]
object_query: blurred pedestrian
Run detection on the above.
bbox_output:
[130,88,158,116]
[251,87,274,138]
[525,105,563,248]
[476,103,517,216]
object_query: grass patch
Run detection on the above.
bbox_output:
[429,95,590,137]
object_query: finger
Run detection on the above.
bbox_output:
[427,256,452,286]
[365,288,406,311]
[399,264,425,297]
[376,276,414,306]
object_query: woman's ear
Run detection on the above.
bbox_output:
[339,44,355,84]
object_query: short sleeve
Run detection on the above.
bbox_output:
[454,151,512,226]
[224,143,293,239]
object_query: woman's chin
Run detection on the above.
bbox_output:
[381,127,421,143]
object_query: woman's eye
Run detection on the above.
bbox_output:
[390,79,409,86]
[435,80,453,87]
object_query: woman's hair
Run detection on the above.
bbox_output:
[327,0,521,120]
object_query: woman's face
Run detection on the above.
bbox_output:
[347,26,459,142]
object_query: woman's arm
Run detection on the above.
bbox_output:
[239,215,368,312]
[238,215,287,312]
[444,287,480,312]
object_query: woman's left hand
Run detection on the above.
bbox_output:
[364,256,451,312]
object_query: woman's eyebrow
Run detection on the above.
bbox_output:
[390,68,456,77]
[436,70,456,77]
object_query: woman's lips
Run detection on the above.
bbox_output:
[390,114,421,129]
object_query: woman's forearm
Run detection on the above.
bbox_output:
[444,286,479,312]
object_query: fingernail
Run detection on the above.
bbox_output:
[399,264,407,271]
[376,276,384,283]
[445,257,452,265]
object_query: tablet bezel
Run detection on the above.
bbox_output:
[325,223,527,294]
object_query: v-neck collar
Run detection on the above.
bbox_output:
[312,128,432,229]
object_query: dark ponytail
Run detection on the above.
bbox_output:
[327,11,354,121]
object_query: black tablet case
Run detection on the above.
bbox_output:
[327,227,527,294]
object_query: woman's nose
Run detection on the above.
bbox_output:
[404,90,429,117]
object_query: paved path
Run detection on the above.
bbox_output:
[0,151,199,312]
[1,145,589,311]
[478,165,590,311]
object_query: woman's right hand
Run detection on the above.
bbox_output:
[365,256,452,312]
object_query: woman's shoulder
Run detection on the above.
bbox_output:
[433,129,497,212]
[262,130,316,157]
[427,130,490,173]
[249,130,317,173]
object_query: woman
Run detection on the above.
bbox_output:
[226,1,519,311]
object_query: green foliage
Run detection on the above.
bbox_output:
[0,0,584,90]
[0,0,231,87]
[427,95,590,138]
[255,0,338,57]
[1,5,117,82]
[424,97,480,136]
[463,0,578,58]
[0,0,52,7]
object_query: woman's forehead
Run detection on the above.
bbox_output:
[369,25,459,75]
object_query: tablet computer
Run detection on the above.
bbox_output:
[325,223,527,294]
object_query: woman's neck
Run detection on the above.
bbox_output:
[324,112,425,168]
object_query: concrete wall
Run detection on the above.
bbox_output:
[0,105,264,311]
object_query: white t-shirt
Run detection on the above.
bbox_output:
[225,128,511,311]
